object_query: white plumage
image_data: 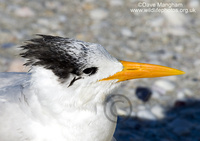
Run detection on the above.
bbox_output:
[0,35,123,141]
[0,35,184,141]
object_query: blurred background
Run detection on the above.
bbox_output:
[0,0,199,140]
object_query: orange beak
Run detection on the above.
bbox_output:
[100,61,185,82]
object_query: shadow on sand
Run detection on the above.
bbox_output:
[114,98,200,141]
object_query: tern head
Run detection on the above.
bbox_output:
[20,35,184,104]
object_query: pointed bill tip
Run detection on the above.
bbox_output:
[168,68,185,75]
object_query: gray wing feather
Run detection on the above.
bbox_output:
[0,72,30,88]
[0,72,31,103]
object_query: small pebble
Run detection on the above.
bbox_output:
[121,28,133,37]
[149,17,164,27]
[151,91,162,99]
[15,7,35,17]
[89,9,108,20]
[174,100,186,107]
[137,105,146,110]
[58,15,67,23]
[174,46,184,53]
[137,110,156,120]
[151,105,165,119]
[37,19,49,26]
[183,88,193,96]
[109,0,123,6]
[154,80,175,92]
[135,87,152,102]
[177,91,185,100]
[45,1,61,9]
[82,3,94,10]
[117,108,128,116]
[152,85,167,95]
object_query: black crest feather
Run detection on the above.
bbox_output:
[20,34,89,79]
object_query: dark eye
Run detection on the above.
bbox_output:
[83,67,98,75]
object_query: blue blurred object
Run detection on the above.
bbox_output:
[1,43,15,49]
[135,87,152,102]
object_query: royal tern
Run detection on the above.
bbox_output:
[0,35,184,141]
